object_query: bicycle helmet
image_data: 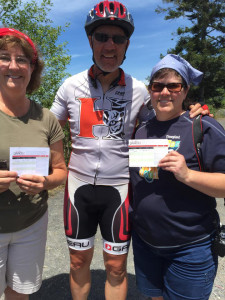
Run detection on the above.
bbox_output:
[85,1,134,38]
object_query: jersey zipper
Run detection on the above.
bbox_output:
[94,90,107,185]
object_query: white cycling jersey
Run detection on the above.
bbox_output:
[51,66,151,185]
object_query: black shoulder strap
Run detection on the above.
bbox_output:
[193,115,225,206]
[192,115,204,171]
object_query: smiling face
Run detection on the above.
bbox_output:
[149,70,189,121]
[0,45,34,98]
[88,25,129,73]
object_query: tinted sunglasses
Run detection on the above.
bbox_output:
[149,82,183,92]
[93,32,128,45]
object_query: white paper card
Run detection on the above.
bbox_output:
[10,147,50,176]
[128,139,168,167]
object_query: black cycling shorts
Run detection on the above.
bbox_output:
[64,173,131,255]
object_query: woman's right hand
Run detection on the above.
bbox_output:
[0,170,18,193]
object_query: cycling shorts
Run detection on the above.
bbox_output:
[64,173,131,255]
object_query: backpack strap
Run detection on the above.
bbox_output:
[193,115,225,207]
[192,115,204,171]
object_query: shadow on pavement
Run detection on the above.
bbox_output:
[30,270,139,300]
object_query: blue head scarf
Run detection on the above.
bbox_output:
[150,54,203,85]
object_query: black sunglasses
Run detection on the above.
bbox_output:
[93,32,128,45]
[150,82,183,92]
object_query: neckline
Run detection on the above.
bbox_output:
[0,99,32,119]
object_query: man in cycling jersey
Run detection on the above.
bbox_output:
[50,1,207,299]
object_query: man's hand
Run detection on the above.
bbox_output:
[189,103,214,119]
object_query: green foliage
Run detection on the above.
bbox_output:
[62,121,72,166]
[155,0,225,107]
[0,0,72,162]
[0,0,71,108]
[0,0,20,16]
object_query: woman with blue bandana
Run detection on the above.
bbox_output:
[129,54,225,300]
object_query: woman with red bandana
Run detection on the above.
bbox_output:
[0,28,67,299]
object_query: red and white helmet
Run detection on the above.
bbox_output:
[85,1,134,38]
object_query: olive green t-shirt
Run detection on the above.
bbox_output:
[0,101,64,233]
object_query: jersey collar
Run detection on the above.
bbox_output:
[88,65,126,88]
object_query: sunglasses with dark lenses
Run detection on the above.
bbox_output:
[94,33,128,45]
[150,82,183,92]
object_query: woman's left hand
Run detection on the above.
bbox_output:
[158,151,190,182]
[16,174,46,195]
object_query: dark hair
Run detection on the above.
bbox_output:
[149,68,188,88]
[0,35,44,94]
